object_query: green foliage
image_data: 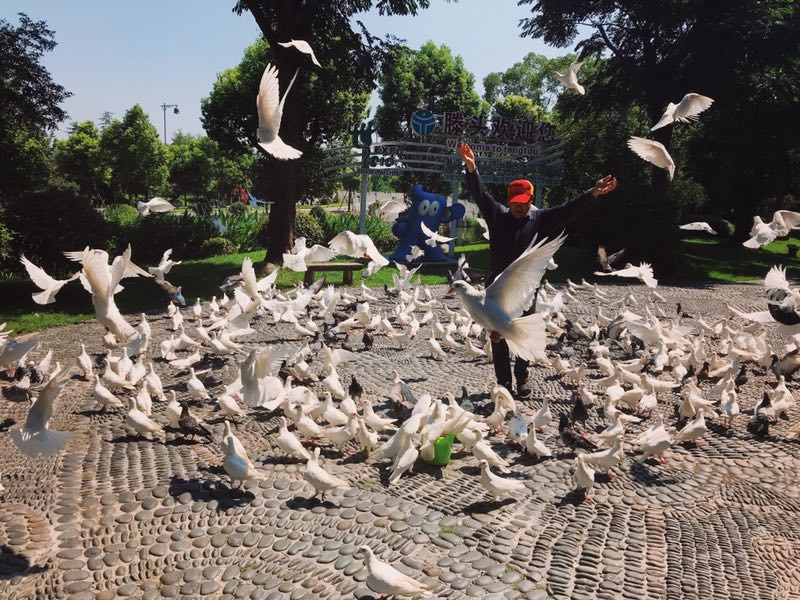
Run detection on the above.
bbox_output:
[0,13,70,197]
[492,95,539,122]
[100,203,139,228]
[376,41,484,140]
[483,52,572,112]
[294,210,326,247]
[518,0,800,245]
[210,206,267,252]
[199,236,237,258]
[3,182,111,274]
[458,216,485,246]
[98,104,167,200]
[53,120,106,202]
[0,211,13,263]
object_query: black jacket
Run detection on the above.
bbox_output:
[465,169,596,275]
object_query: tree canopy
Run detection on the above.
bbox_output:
[0,13,70,198]
[376,41,485,139]
[232,0,445,263]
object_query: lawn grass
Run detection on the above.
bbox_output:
[2,234,797,333]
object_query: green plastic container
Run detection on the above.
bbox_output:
[429,434,456,466]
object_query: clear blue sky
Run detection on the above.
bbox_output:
[3,1,573,140]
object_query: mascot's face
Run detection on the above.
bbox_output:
[410,184,452,231]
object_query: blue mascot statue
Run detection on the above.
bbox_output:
[387,184,466,263]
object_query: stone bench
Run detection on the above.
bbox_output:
[303,262,363,286]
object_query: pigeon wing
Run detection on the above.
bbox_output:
[627,137,672,170]
[421,222,453,243]
[775,210,800,231]
[486,234,566,320]
[674,93,714,123]
[328,231,359,257]
[256,64,281,141]
[20,255,60,290]
[305,245,337,263]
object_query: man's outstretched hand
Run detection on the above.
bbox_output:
[458,141,476,173]
[591,175,617,197]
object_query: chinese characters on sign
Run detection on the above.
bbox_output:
[442,112,558,144]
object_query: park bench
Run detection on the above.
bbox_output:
[303,262,363,286]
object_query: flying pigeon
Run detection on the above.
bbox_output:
[256,63,302,160]
[627,137,675,180]
[278,39,322,68]
[554,60,585,95]
[137,197,175,216]
[679,222,717,235]
[449,234,566,363]
[742,210,800,249]
[650,93,714,131]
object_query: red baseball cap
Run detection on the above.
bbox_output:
[507,179,534,204]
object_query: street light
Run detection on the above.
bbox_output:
[161,103,179,144]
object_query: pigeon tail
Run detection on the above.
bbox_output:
[504,313,547,363]
[10,427,71,456]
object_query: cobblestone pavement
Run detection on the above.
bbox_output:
[1,281,800,600]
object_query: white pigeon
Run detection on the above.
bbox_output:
[165,391,182,428]
[627,137,675,180]
[358,545,432,599]
[276,416,312,461]
[679,222,717,235]
[148,248,181,280]
[525,425,552,459]
[554,60,585,94]
[328,231,389,276]
[137,197,175,216]
[282,237,336,272]
[93,375,122,412]
[594,262,658,288]
[10,363,71,456]
[278,39,321,67]
[573,455,596,500]
[256,63,302,160]
[222,432,263,489]
[450,234,565,363]
[68,245,151,341]
[420,222,454,248]
[742,210,800,249]
[303,447,349,500]
[76,343,93,379]
[479,459,526,501]
[650,93,714,131]
[186,368,211,400]
[19,255,80,305]
[125,397,164,439]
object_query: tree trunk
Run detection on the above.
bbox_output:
[245,0,309,268]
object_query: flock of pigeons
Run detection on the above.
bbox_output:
[4,225,800,595]
[3,38,800,599]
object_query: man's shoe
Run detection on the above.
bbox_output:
[517,382,532,399]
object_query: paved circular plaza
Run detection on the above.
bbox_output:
[1,281,800,600]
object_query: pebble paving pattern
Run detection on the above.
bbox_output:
[1,281,800,599]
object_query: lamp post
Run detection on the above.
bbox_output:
[161,103,179,144]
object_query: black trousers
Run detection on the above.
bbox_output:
[491,289,538,389]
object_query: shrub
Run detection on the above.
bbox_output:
[228,201,247,215]
[107,212,217,264]
[101,203,140,229]
[199,236,237,258]
[295,210,326,247]
[458,216,485,245]
[0,211,13,263]
[210,207,267,252]
[3,183,112,276]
